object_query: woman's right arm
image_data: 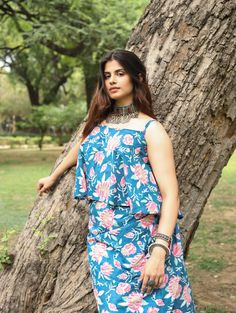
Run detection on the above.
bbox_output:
[37,140,82,196]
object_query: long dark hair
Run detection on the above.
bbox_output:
[81,49,156,140]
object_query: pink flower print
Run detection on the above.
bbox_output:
[95,181,110,199]
[88,218,93,230]
[157,194,163,202]
[100,209,114,229]
[107,136,120,152]
[134,212,145,219]
[133,164,148,184]
[150,172,156,184]
[173,310,183,313]
[121,243,137,256]
[131,253,146,271]
[118,273,128,280]
[146,201,159,214]
[143,156,149,163]
[116,283,131,295]
[151,224,159,237]
[147,308,160,313]
[123,134,134,145]
[167,276,182,299]
[116,282,131,295]
[176,232,181,239]
[110,173,117,185]
[155,299,165,306]
[114,259,122,269]
[182,285,192,305]
[127,291,143,312]
[135,147,141,154]
[87,237,95,244]
[95,201,107,210]
[124,232,135,238]
[89,167,95,177]
[140,215,155,228]
[108,303,118,311]
[101,163,107,172]
[126,197,133,208]
[159,273,169,288]
[94,287,103,305]
[120,176,126,188]
[90,242,108,263]
[101,262,113,277]
[110,228,120,235]
[91,126,100,135]
[172,243,183,257]
[94,151,105,165]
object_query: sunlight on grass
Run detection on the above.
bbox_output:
[0,148,62,233]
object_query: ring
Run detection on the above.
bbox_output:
[147,279,155,287]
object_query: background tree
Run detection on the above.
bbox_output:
[0,73,30,133]
[0,0,235,312]
[0,0,147,108]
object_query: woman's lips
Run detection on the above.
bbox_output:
[109,88,120,93]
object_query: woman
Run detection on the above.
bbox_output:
[37,49,196,312]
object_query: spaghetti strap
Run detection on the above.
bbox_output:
[144,119,156,134]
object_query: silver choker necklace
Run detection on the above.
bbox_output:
[106,103,139,123]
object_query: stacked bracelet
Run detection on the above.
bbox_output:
[148,242,170,258]
[154,232,172,248]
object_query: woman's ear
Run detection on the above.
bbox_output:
[138,73,143,82]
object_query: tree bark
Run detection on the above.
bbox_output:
[0,0,235,312]
[126,0,236,255]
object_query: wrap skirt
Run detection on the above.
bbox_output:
[86,200,196,313]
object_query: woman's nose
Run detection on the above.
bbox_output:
[109,74,117,84]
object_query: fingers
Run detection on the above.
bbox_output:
[139,273,165,295]
[38,186,49,196]
[141,274,149,294]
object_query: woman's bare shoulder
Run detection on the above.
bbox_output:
[138,112,162,127]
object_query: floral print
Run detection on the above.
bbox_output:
[86,200,196,312]
[74,120,183,219]
[74,119,196,312]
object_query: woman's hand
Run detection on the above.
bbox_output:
[139,247,166,294]
[37,175,57,196]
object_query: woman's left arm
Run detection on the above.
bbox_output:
[146,120,180,240]
[139,120,180,294]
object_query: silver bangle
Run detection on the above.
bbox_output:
[148,242,170,258]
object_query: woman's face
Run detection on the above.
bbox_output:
[104,59,134,105]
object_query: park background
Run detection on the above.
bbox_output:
[0,1,235,312]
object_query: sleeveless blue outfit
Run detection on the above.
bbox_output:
[74,119,196,313]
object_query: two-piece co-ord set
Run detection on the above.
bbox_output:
[73,119,196,313]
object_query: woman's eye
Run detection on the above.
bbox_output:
[104,72,125,79]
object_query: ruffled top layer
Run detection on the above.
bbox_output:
[74,119,183,219]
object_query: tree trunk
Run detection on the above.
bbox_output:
[126,0,236,255]
[0,0,235,312]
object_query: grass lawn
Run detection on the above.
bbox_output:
[0,147,235,312]
[0,148,63,233]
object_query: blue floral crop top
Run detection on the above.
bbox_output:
[73,119,183,219]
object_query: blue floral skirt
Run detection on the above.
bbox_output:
[86,200,196,313]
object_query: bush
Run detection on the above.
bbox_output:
[0,135,57,147]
